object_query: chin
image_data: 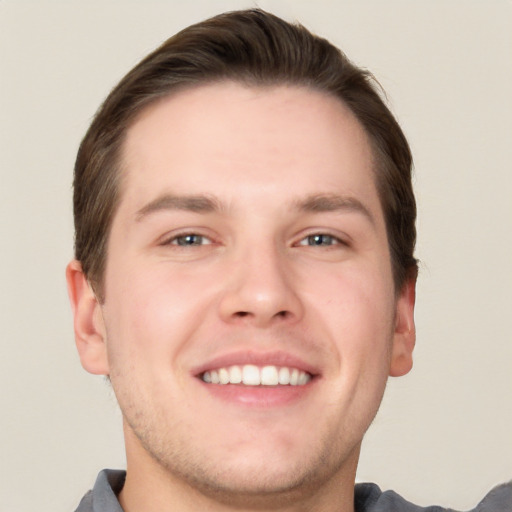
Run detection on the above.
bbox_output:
[144,430,356,507]
[173,456,332,506]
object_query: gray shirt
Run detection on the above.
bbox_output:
[75,469,512,512]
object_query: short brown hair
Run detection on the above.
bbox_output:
[73,9,417,300]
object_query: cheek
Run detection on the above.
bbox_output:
[103,261,217,364]
[310,259,394,319]
[305,263,395,365]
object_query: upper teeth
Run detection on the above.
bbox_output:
[202,365,311,386]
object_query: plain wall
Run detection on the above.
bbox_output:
[1,1,511,511]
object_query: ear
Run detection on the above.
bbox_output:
[66,260,109,375]
[389,275,416,377]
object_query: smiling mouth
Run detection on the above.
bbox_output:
[201,364,312,386]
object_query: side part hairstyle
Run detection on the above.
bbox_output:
[73,8,417,301]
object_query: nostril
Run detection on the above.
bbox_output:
[235,311,250,318]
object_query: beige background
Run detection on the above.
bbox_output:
[1,1,511,511]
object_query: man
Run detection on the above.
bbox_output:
[66,9,511,512]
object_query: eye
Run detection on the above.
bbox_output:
[298,234,342,247]
[167,234,212,246]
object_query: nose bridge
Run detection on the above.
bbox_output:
[218,237,303,326]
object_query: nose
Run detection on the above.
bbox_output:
[218,245,304,327]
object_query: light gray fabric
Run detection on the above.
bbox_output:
[74,469,512,512]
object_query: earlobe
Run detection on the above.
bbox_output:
[66,260,109,375]
[389,276,416,377]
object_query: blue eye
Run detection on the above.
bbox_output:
[300,234,339,246]
[172,234,211,246]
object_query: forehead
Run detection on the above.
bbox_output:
[118,82,378,216]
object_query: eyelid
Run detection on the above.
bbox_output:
[155,227,350,248]
[294,229,350,247]
[172,234,212,246]
[297,236,341,247]
[158,229,216,247]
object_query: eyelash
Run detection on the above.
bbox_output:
[296,233,345,247]
[161,231,346,249]
[163,233,213,247]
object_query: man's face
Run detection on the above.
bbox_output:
[71,82,415,498]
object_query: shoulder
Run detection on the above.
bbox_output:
[474,482,512,512]
[355,482,512,512]
[74,469,126,512]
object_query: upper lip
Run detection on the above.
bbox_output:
[191,350,321,378]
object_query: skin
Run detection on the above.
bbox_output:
[67,82,416,512]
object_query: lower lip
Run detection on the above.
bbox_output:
[197,379,316,407]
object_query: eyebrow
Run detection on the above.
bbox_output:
[295,193,375,225]
[135,192,375,224]
[135,194,222,221]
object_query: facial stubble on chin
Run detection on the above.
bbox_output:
[113,368,381,510]
[123,411,361,508]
